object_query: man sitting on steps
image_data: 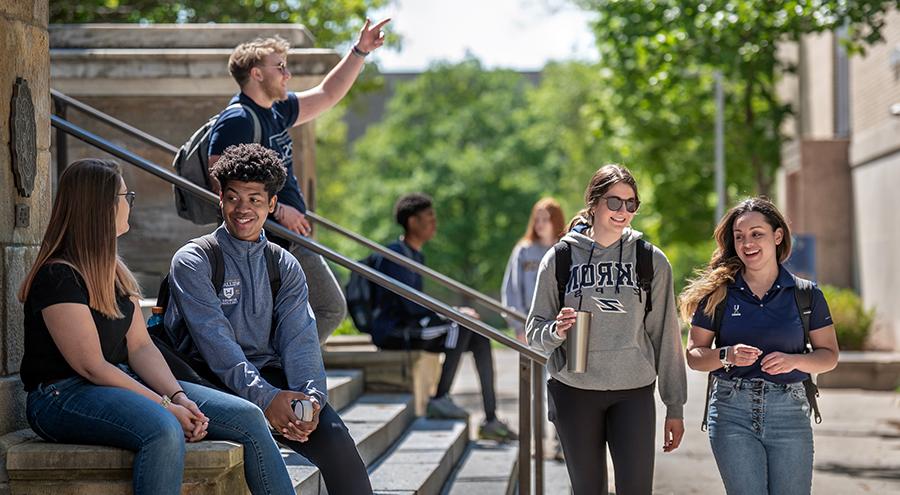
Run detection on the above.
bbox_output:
[164,143,372,494]
[370,193,517,442]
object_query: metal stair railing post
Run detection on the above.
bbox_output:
[51,106,548,494]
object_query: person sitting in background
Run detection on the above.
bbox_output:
[370,193,517,442]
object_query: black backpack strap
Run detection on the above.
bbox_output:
[553,241,572,309]
[264,242,283,302]
[701,300,727,432]
[635,239,654,316]
[792,275,822,424]
[191,234,225,296]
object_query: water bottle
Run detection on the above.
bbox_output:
[147,306,164,328]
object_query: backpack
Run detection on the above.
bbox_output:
[345,254,382,334]
[147,234,283,348]
[550,238,655,371]
[173,103,261,224]
[345,242,415,335]
[699,275,822,431]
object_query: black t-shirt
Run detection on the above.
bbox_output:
[20,263,134,391]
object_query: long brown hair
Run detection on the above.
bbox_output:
[567,164,640,231]
[520,197,565,245]
[679,197,792,321]
[18,159,140,319]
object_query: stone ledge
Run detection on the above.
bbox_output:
[6,434,247,495]
[50,24,315,49]
[817,351,900,390]
[323,339,441,416]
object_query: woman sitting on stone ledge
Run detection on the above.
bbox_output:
[16,159,295,495]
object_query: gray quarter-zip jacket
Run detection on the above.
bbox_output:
[165,225,325,411]
[526,228,687,419]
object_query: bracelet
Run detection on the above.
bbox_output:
[171,390,186,401]
[351,44,369,58]
[160,394,172,408]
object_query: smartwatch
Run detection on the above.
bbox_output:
[719,347,732,371]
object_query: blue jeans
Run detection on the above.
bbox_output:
[707,377,814,495]
[26,368,294,495]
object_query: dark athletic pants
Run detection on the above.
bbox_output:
[547,378,656,495]
[261,368,373,495]
[377,325,498,420]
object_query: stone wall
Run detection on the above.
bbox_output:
[0,0,50,439]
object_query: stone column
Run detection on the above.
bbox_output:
[0,0,50,439]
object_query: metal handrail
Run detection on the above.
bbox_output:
[50,114,547,364]
[48,89,527,324]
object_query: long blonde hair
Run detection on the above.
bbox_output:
[18,159,140,319]
[567,164,640,231]
[520,197,565,245]
[679,197,792,321]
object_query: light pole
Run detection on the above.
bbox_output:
[714,70,726,221]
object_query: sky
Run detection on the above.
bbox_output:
[369,0,599,73]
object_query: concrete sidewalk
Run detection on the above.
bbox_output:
[451,348,900,494]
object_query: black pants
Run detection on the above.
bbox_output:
[547,379,656,495]
[377,325,497,420]
[260,368,373,495]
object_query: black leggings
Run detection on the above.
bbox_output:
[261,368,373,495]
[547,379,656,495]
[377,325,497,420]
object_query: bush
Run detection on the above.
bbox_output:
[331,318,362,337]
[820,285,874,350]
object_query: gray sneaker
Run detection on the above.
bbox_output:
[426,396,469,419]
[479,418,519,442]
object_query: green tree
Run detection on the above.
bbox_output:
[318,59,563,299]
[50,0,394,47]
[575,0,898,198]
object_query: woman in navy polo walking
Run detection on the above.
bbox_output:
[680,197,839,495]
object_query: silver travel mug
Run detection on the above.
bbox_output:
[567,311,592,373]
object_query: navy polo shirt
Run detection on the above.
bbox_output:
[692,266,832,384]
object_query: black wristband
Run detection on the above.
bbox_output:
[171,390,186,401]
[351,44,369,58]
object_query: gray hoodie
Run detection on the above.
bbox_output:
[501,242,551,334]
[526,228,687,419]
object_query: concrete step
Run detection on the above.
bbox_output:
[443,440,518,495]
[368,418,469,495]
[325,369,365,412]
[287,393,416,494]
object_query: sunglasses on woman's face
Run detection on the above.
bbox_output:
[601,195,639,213]
[117,191,136,208]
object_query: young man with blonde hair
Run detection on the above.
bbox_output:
[208,18,390,343]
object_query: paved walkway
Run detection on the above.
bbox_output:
[451,348,900,494]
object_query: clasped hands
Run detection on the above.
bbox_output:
[726,344,799,375]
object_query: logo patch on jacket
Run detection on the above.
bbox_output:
[592,297,627,313]
[221,279,240,305]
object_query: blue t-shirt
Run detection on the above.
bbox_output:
[208,92,306,216]
[691,266,832,384]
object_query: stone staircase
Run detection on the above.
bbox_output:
[4,364,521,494]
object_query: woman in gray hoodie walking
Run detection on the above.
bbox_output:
[526,164,687,494]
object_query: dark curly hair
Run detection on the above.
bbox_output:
[210,143,287,197]
[394,193,433,231]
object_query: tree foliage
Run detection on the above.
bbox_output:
[576,0,898,200]
[50,0,394,47]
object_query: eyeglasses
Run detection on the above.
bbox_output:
[600,195,639,213]
[117,191,136,208]
[259,61,289,74]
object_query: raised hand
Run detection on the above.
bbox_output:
[355,18,391,53]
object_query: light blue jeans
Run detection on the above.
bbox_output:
[707,377,814,495]
[26,367,294,495]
